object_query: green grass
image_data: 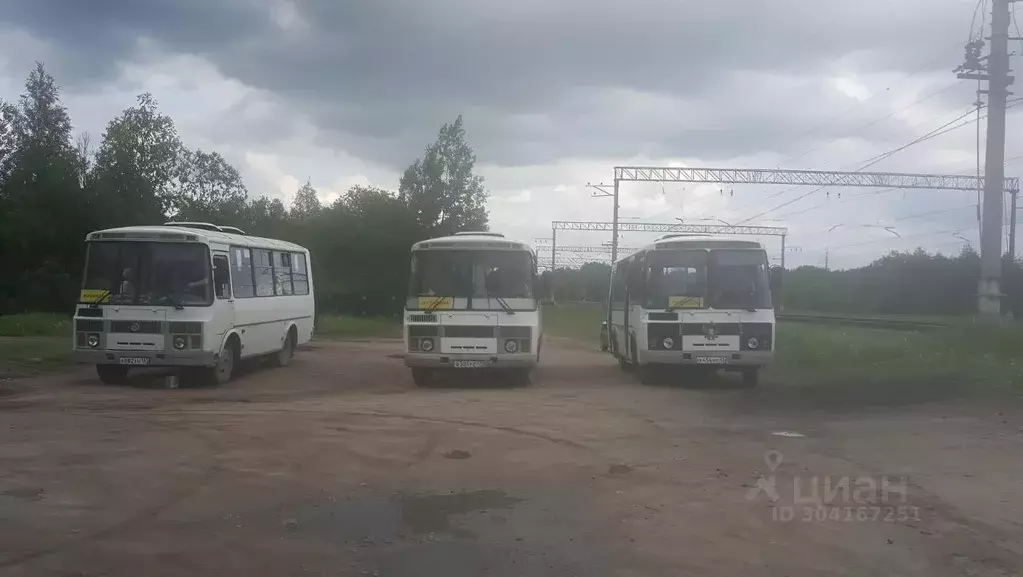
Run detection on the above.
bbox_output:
[0,337,73,375]
[0,313,71,337]
[315,315,401,339]
[542,304,1023,403]
[543,303,604,346]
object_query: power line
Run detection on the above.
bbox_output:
[736,107,981,224]
[741,98,1023,225]
[828,228,959,251]
[744,82,965,214]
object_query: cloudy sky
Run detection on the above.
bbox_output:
[1,0,1018,269]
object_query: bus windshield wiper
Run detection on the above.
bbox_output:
[158,293,185,310]
[425,296,448,313]
[493,296,515,315]
[88,289,110,307]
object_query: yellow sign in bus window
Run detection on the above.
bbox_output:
[668,295,703,309]
[417,296,453,310]
[79,289,109,303]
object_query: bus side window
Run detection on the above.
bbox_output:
[610,263,626,307]
[626,260,645,303]
[213,254,231,299]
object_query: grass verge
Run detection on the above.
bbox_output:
[315,315,401,340]
[543,304,1023,405]
[0,313,71,337]
[0,337,74,377]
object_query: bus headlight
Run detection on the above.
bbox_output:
[173,336,187,350]
[747,337,760,350]
[421,338,434,352]
[504,339,519,353]
[87,334,100,348]
[662,337,674,349]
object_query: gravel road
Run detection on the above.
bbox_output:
[1,338,1021,576]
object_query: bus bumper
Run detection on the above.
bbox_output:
[639,350,774,367]
[73,350,217,367]
[404,353,537,369]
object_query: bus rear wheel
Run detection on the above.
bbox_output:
[96,365,128,385]
[271,330,295,367]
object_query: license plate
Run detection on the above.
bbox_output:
[452,360,486,369]
[695,356,726,365]
[118,357,151,366]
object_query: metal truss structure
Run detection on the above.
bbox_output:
[612,166,1019,192]
[537,255,602,271]
[545,220,790,272]
[551,221,787,236]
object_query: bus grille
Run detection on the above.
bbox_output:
[408,314,438,323]
[110,320,163,334]
[75,320,104,332]
[443,326,495,338]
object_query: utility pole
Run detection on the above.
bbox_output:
[956,0,1015,317]
[1011,191,1019,263]
[586,181,621,263]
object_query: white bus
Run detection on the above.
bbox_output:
[73,223,314,386]
[604,235,780,386]
[403,232,541,387]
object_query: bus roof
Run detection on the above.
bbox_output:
[85,225,309,253]
[412,233,534,253]
[617,235,765,263]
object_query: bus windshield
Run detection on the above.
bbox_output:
[81,241,213,306]
[409,249,534,308]
[642,249,771,310]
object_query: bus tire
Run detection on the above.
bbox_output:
[741,367,760,388]
[508,369,532,387]
[411,368,434,388]
[96,365,128,385]
[202,339,237,386]
[638,364,660,386]
[271,327,296,367]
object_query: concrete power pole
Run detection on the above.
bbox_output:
[957,0,1015,317]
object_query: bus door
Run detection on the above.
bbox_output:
[211,251,235,349]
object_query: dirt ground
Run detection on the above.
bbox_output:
[1,338,1021,577]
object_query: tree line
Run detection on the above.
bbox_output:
[3,62,1020,319]
[0,63,488,316]
[544,247,1023,317]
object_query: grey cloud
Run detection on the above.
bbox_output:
[3,0,976,169]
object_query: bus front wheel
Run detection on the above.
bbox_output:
[201,341,236,386]
[96,365,128,385]
[507,369,532,387]
[411,368,434,388]
[741,367,760,388]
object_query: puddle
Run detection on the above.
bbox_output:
[399,489,523,536]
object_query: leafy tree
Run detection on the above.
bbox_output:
[91,93,181,226]
[244,195,289,237]
[0,99,18,180]
[0,63,90,312]
[398,115,488,234]
[168,149,248,224]
[291,179,321,218]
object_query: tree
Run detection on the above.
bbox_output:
[0,63,90,312]
[244,195,289,237]
[291,179,322,218]
[398,115,488,235]
[91,92,181,226]
[168,149,248,224]
[0,99,18,181]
